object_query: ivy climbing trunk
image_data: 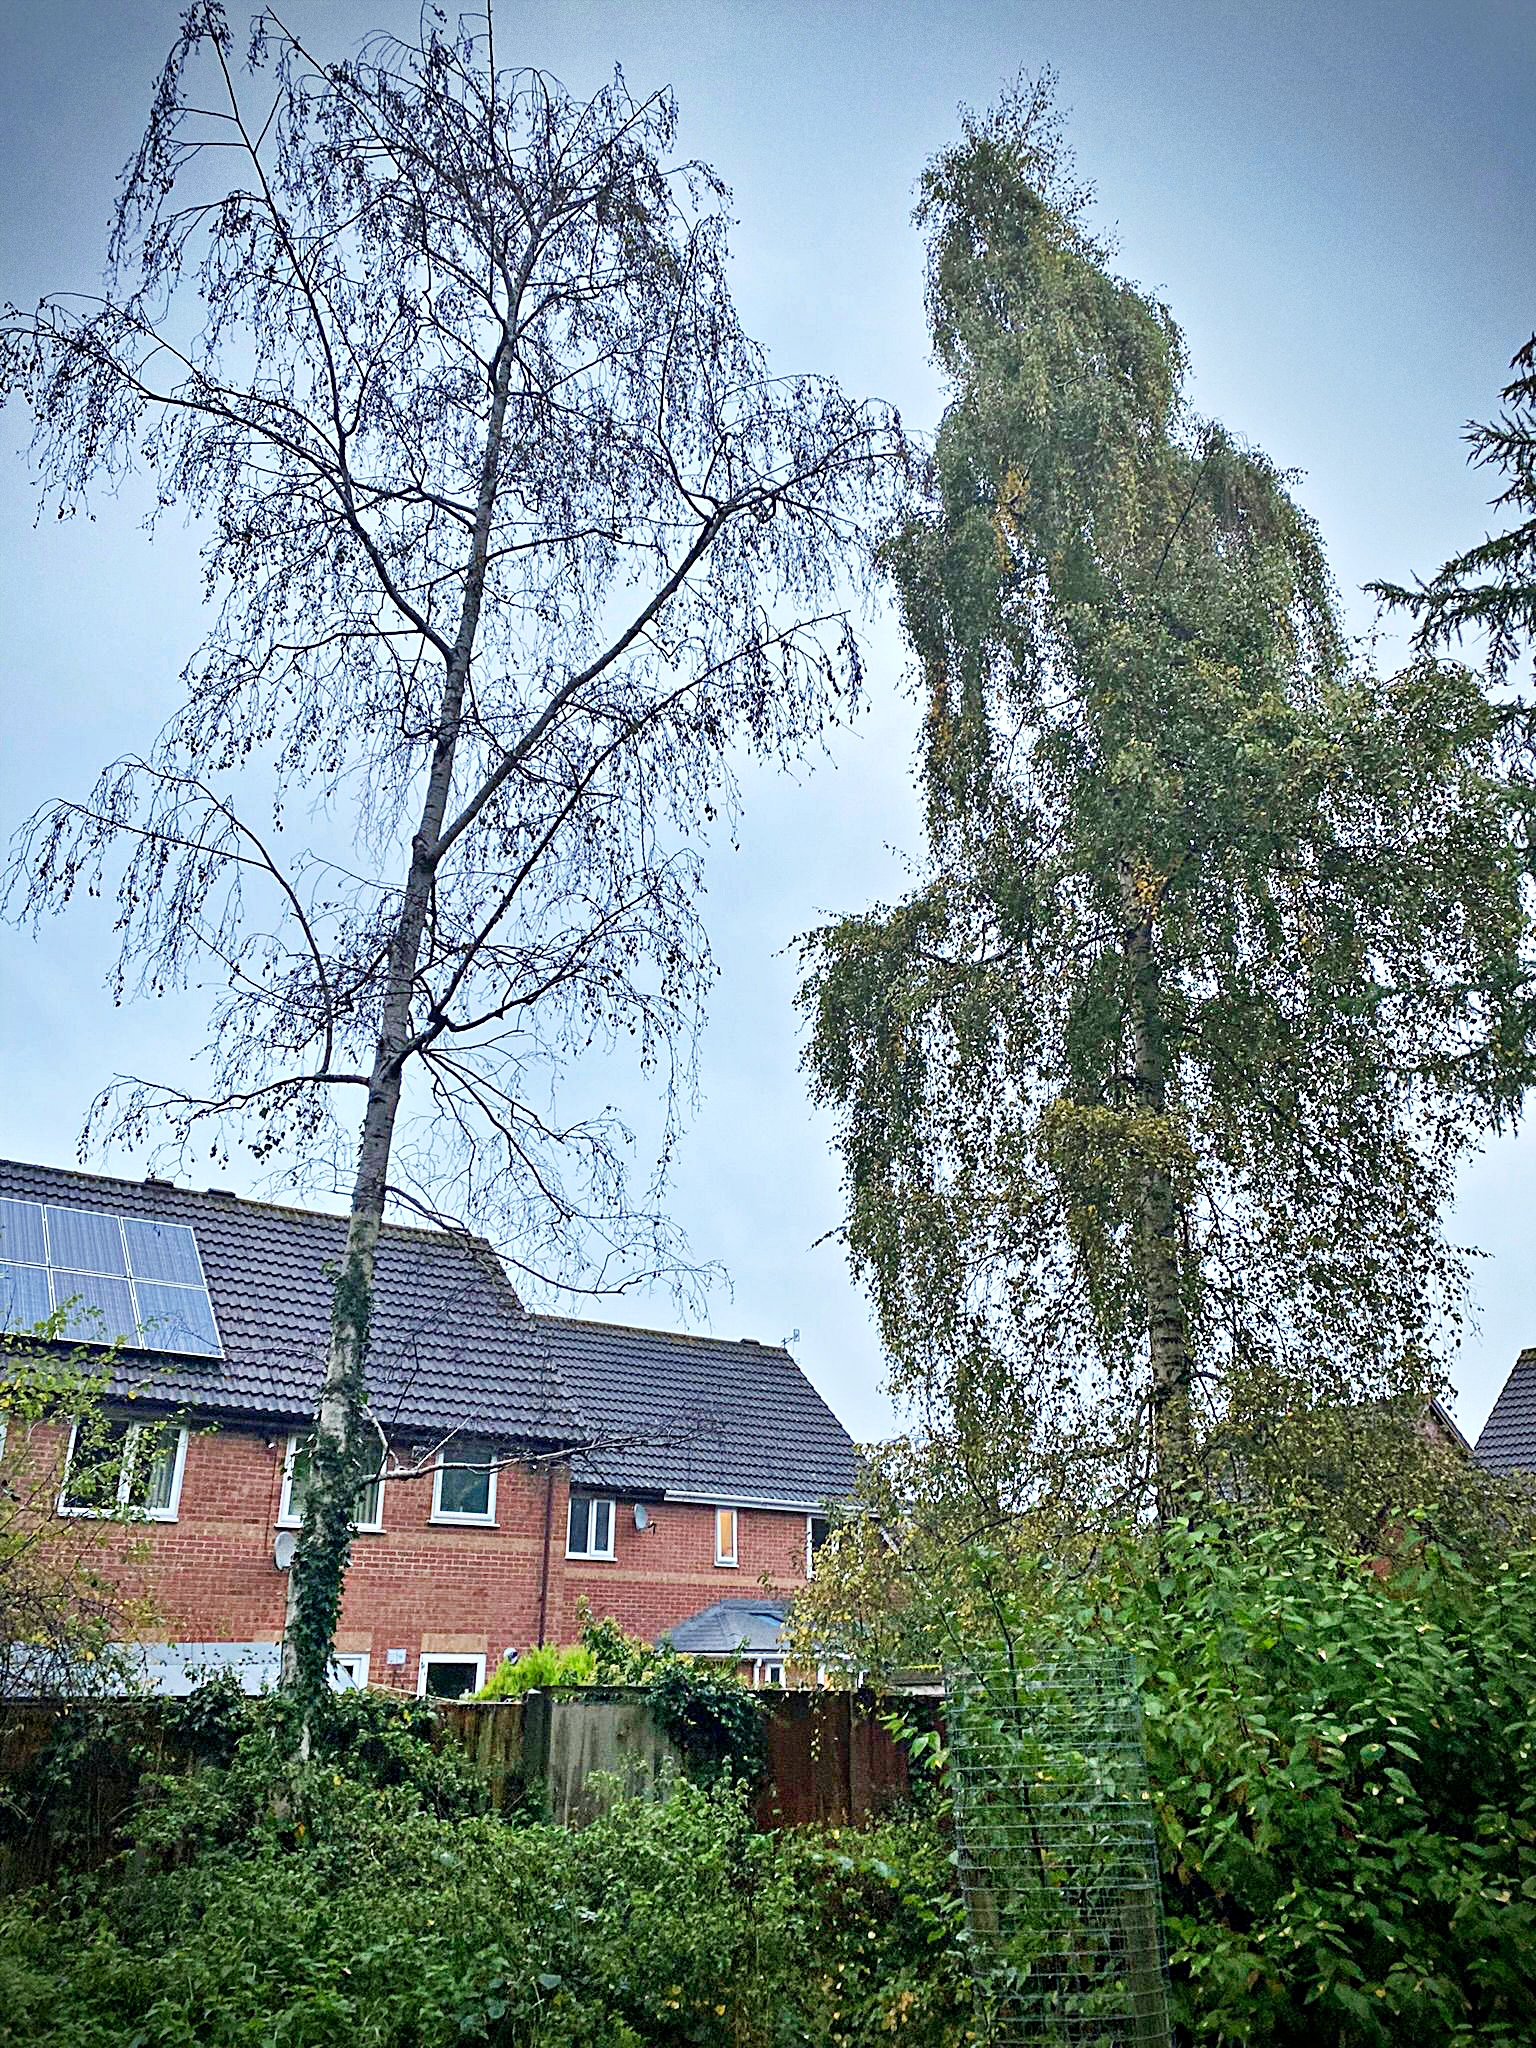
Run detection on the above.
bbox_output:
[281,333,517,1727]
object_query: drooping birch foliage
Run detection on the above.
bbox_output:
[800,81,1535,1528]
[3,6,903,1717]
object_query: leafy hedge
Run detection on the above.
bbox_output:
[1014,1514,1536,2047]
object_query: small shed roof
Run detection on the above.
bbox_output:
[662,1597,790,1657]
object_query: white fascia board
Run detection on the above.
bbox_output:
[662,1490,830,1514]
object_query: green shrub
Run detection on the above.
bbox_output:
[121,1676,491,1873]
[0,1777,972,2047]
[580,1608,658,1683]
[988,1512,1536,2048]
[474,1644,597,1698]
[643,1653,767,1787]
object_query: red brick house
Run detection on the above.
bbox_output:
[0,1160,855,1699]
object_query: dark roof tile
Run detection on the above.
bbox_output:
[543,1314,856,1507]
[0,1159,578,1445]
[663,1597,789,1656]
[1476,1347,1536,1475]
[0,1160,859,1509]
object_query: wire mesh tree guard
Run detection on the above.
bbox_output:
[944,1651,1172,2047]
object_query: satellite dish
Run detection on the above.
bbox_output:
[633,1502,650,1531]
[273,1529,299,1571]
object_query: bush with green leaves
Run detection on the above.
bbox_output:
[0,1768,972,2047]
[3,1670,491,1883]
[639,1653,766,1787]
[474,1643,597,1699]
[951,1512,1536,2047]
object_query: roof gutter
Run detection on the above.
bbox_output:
[662,1490,837,1515]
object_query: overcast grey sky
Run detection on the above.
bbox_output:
[2,0,1532,1444]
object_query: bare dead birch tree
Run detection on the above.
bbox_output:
[2,5,904,1728]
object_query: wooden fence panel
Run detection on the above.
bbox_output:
[753,1691,918,1829]
[434,1689,685,1824]
[435,1696,529,1814]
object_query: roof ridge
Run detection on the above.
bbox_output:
[539,1310,789,1354]
[693,1595,789,1613]
[1,1156,498,1250]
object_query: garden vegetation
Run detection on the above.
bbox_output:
[3,1513,1533,2046]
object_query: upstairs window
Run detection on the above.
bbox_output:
[806,1515,831,1577]
[59,1415,186,1521]
[715,1506,738,1567]
[278,1434,384,1533]
[566,1494,615,1559]
[432,1445,496,1523]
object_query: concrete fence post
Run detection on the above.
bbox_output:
[520,1688,552,1807]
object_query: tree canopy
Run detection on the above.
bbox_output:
[800,80,1536,1528]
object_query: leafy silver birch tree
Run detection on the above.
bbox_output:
[2,6,903,1723]
[799,82,1535,1531]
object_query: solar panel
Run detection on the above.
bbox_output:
[0,1200,222,1358]
[121,1217,204,1288]
[0,1199,46,1266]
[47,1206,126,1274]
[134,1278,221,1355]
[0,1261,52,1328]
[53,1270,138,1344]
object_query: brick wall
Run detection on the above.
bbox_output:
[19,1419,810,1694]
[557,1496,809,1645]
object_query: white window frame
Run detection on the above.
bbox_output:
[806,1513,831,1578]
[715,1505,739,1568]
[753,1657,786,1688]
[331,1652,370,1691]
[416,1652,486,1699]
[430,1445,498,1525]
[58,1416,187,1522]
[565,1493,616,1560]
[277,1433,385,1534]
